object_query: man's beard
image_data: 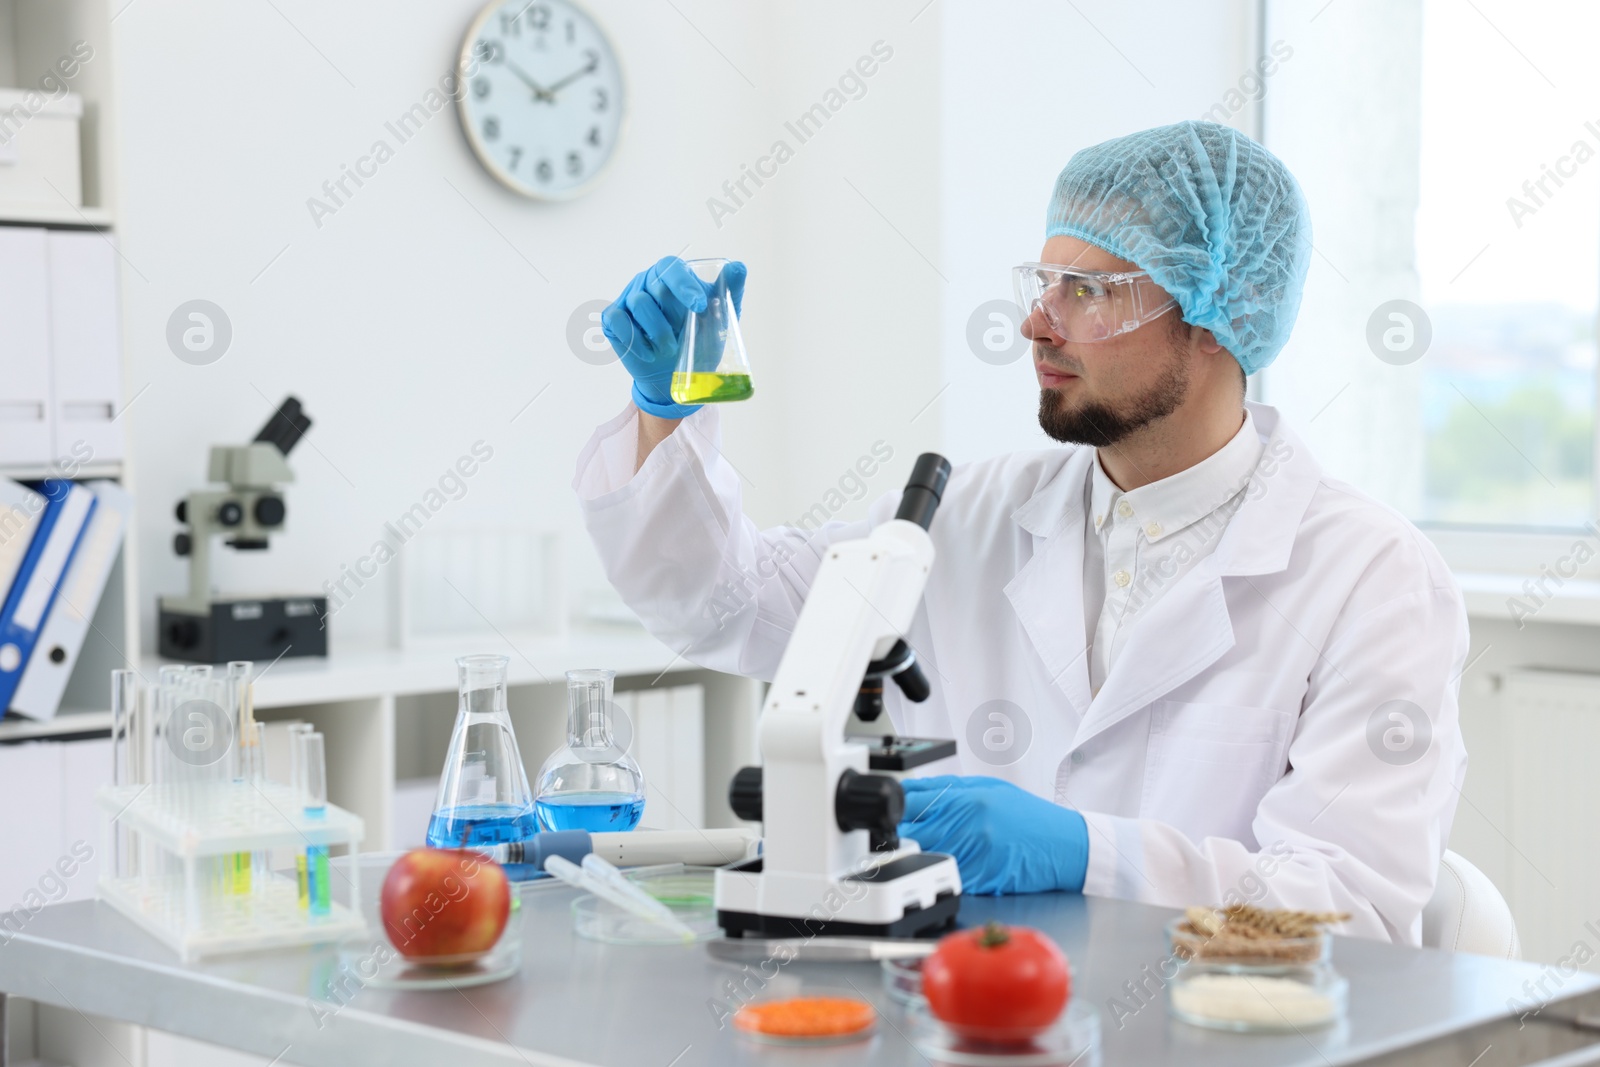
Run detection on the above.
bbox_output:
[1037,348,1189,447]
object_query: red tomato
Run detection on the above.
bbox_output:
[922,922,1071,1043]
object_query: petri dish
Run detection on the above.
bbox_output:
[906,999,1100,1067]
[333,907,522,991]
[329,851,523,990]
[732,990,878,1047]
[571,864,719,945]
[1166,916,1330,967]
[1169,962,1347,1032]
[882,956,926,1006]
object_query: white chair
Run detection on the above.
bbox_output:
[1421,849,1520,958]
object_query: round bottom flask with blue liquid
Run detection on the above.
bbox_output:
[534,669,646,833]
[427,654,540,878]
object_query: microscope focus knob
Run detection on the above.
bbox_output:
[729,766,763,823]
[173,532,192,557]
[254,495,286,527]
[835,769,904,834]
[217,501,244,527]
[174,500,188,523]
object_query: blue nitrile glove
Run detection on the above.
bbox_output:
[898,775,1089,895]
[599,256,747,420]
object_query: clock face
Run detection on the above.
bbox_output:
[457,0,626,200]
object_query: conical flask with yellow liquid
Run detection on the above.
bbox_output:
[670,258,754,405]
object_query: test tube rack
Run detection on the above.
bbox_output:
[95,781,366,961]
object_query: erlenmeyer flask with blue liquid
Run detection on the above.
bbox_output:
[534,669,646,832]
[427,654,539,877]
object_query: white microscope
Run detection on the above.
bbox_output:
[715,454,963,939]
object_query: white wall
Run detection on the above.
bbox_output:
[745,4,944,525]
[110,0,788,647]
[109,1,1262,651]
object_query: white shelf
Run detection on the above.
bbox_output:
[2,627,688,742]
[0,201,113,228]
[0,709,111,742]
[0,461,123,480]
[140,625,696,709]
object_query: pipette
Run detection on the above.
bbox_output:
[474,826,760,878]
[544,855,696,943]
[581,853,685,924]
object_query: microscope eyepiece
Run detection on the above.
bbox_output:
[894,453,951,531]
[254,396,313,457]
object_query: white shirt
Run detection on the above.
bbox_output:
[1081,411,1265,693]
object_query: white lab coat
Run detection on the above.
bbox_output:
[574,400,1469,943]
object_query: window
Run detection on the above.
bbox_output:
[1414,0,1597,527]
[1261,0,1598,535]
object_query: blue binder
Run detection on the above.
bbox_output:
[0,480,97,712]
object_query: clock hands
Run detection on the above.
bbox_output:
[503,51,599,106]
[542,55,599,99]
[505,61,554,103]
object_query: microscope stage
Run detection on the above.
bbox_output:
[158,595,327,663]
[714,853,962,940]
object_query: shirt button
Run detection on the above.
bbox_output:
[1071,749,1085,764]
[1117,500,1134,519]
[1145,521,1162,538]
[1113,569,1131,588]
[1094,513,1104,529]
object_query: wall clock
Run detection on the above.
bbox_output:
[457,0,626,200]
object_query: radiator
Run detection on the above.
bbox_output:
[619,684,706,832]
[1504,669,1600,969]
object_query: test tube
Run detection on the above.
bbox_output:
[154,665,183,786]
[300,731,330,917]
[248,722,267,893]
[110,670,139,880]
[288,722,315,799]
[226,662,251,778]
[287,722,315,907]
[111,669,137,786]
[224,663,253,895]
[152,666,185,918]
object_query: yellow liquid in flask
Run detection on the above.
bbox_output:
[671,372,754,404]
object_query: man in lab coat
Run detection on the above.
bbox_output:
[573,121,1467,944]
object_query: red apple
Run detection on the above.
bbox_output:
[380,848,510,960]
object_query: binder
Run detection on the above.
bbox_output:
[0,480,47,610]
[47,231,124,462]
[0,227,53,464]
[11,480,130,720]
[0,480,96,711]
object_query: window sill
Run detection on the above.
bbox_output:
[1455,572,1600,627]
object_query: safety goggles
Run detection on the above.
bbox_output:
[1012,262,1178,343]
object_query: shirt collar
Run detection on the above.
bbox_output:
[1089,409,1265,543]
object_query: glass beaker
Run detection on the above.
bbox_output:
[534,669,646,832]
[670,258,754,405]
[427,655,539,872]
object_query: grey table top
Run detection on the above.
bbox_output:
[3,880,1596,1067]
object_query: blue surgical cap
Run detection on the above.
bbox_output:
[1045,121,1311,375]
